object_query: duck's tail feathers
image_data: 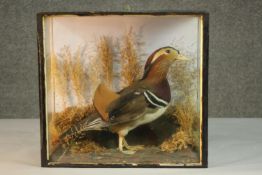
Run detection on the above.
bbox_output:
[59,112,109,140]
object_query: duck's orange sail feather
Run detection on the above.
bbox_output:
[93,83,119,121]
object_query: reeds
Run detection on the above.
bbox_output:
[51,46,89,108]
[88,56,102,99]
[52,49,69,109]
[98,36,113,87]
[50,52,67,109]
[70,48,88,105]
[120,29,141,87]
[49,31,142,109]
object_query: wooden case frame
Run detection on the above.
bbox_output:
[37,12,209,168]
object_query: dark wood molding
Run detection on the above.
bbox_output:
[37,12,209,168]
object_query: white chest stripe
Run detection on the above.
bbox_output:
[144,90,168,107]
[146,90,168,105]
[144,92,163,108]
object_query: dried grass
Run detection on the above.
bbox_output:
[53,105,95,135]
[160,98,198,152]
[51,46,89,107]
[49,51,69,152]
[49,105,107,154]
[88,56,102,99]
[70,48,87,105]
[160,58,200,152]
[120,28,141,87]
[98,36,113,87]
[160,129,193,152]
[169,60,197,97]
[70,140,106,154]
[174,98,197,133]
[49,116,60,152]
[51,52,70,108]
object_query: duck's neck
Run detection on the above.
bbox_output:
[145,77,171,103]
[142,61,170,83]
[141,59,172,102]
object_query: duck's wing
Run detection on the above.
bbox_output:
[106,89,148,124]
[106,87,169,125]
[94,83,169,124]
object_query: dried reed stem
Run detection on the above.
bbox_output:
[98,36,113,87]
[70,48,87,106]
[88,56,101,98]
[120,29,141,87]
[55,46,88,107]
[51,53,69,108]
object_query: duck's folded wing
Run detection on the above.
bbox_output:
[106,90,149,124]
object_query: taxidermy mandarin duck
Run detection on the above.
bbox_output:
[62,47,188,154]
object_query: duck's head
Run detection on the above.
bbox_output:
[142,46,188,81]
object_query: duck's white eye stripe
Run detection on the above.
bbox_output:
[151,54,162,64]
[151,50,169,64]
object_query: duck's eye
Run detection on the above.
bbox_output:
[165,50,170,54]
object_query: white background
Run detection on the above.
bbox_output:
[50,15,200,59]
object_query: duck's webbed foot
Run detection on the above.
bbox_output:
[123,138,144,151]
[118,136,144,155]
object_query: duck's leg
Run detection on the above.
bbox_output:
[118,135,136,155]
[118,135,124,152]
[123,138,144,151]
